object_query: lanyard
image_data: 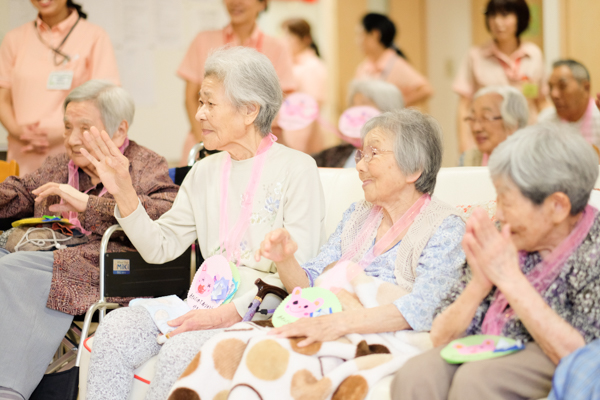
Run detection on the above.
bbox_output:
[34,15,81,66]
[223,27,264,53]
[580,98,596,144]
[498,57,522,83]
[318,194,431,292]
[219,134,276,264]
[63,137,130,234]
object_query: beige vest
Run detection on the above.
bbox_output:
[340,196,461,293]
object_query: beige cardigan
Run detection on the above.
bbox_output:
[116,143,326,317]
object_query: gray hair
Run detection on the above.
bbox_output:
[553,59,591,84]
[64,80,134,137]
[489,123,599,215]
[347,79,404,112]
[473,86,529,130]
[204,47,283,136]
[361,109,443,194]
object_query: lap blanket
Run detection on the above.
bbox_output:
[167,270,433,400]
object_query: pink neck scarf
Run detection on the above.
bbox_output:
[63,137,130,235]
[219,134,276,264]
[482,205,598,335]
[319,194,431,292]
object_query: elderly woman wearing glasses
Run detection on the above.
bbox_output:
[460,86,528,167]
[258,109,465,344]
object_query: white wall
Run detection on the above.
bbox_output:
[0,0,327,164]
[426,0,472,167]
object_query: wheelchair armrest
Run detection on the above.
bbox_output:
[187,142,205,166]
[99,224,124,303]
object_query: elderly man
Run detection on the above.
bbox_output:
[0,80,178,400]
[540,59,600,147]
[460,86,529,166]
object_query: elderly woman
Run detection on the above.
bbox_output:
[167,109,466,400]
[0,80,178,400]
[460,85,528,166]
[313,79,404,168]
[392,124,600,400]
[84,47,324,400]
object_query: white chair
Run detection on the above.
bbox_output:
[79,166,600,399]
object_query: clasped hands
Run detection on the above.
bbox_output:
[462,208,523,296]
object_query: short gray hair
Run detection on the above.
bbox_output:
[348,79,404,112]
[204,47,283,136]
[473,86,529,130]
[361,109,443,194]
[64,80,134,137]
[489,123,599,215]
[553,59,591,84]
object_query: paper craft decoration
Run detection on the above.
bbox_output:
[12,216,72,227]
[338,106,381,147]
[441,335,525,364]
[278,92,319,131]
[223,262,240,305]
[272,286,342,328]
[188,255,239,309]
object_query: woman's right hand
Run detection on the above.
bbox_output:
[462,208,494,295]
[255,228,298,264]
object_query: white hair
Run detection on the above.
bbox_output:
[473,86,529,131]
[64,80,134,137]
[348,79,404,112]
[489,123,599,215]
[361,109,443,194]
[204,46,283,136]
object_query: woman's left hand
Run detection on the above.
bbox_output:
[32,183,89,213]
[166,303,242,337]
[463,208,522,288]
[268,313,346,347]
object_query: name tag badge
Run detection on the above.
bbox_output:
[47,70,74,90]
[113,259,130,275]
[521,82,539,99]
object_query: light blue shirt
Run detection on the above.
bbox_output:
[302,202,466,331]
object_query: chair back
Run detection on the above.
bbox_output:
[0,160,19,182]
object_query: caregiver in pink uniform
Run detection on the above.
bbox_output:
[0,0,120,176]
[177,0,296,166]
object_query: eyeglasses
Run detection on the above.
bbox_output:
[464,115,503,126]
[355,146,393,164]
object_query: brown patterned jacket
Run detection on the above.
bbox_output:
[0,141,179,315]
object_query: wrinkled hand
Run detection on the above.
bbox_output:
[268,313,345,347]
[462,208,521,290]
[166,303,242,337]
[255,228,298,263]
[81,126,133,198]
[32,183,89,213]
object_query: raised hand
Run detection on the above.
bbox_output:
[81,126,134,198]
[32,183,89,213]
[462,208,520,291]
[254,228,298,263]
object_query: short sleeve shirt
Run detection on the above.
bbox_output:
[0,10,120,174]
[177,24,296,92]
[354,49,429,99]
[453,41,548,103]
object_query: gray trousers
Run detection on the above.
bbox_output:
[0,249,73,399]
[87,306,223,400]
[391,342,556,400]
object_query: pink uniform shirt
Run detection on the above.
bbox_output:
[453,41,547,121]
[292,49,327,104]
[177,24,296,92]
[0,10,120,176]
[355,48,429,99]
